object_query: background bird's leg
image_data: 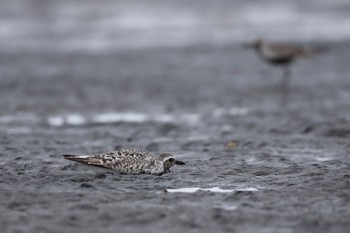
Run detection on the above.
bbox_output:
[280,65,291,107]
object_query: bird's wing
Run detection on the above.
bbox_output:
[270,42,319,58]
[111,149,155,169]
[63,149,155,171]
[117,149,152,158]
[63,153,117,169]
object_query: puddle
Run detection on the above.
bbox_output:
[165,187,258,193]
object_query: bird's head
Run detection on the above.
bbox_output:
[158,152,185,172]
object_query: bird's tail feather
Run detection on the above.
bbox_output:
[301,46,328,57]
[63,154,91,163]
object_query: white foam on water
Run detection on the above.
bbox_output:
[238,187,259,192]
[66,114,86,125]
[178,114,201,124]
[244,157,259,165]
[213,107,250,118]
[93,112,148,124]
[93,112,200,124]
[315,157,333,162]
[0,113,39,124]
[5,127,32,134]
[214,204,238,211]
[165,187,258,193]
[47,114,86,126]
[47,116,64,127]
[151,114,174,123]
[47,112,201,126]
[0,114,37,133]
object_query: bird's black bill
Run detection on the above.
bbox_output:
[175,160,185,165]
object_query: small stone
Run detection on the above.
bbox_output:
[225,140,239,149]
[80,183,95,189]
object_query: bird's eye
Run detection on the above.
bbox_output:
[168,158,175,163]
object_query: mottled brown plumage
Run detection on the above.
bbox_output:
[249,39,315,65]
[63,149,185,176]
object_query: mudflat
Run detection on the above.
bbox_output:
[1,1,350,233]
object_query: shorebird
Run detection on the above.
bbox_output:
[245,39,324,105]
[63,149,185,176]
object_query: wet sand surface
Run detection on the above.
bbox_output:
[1,0,350,233]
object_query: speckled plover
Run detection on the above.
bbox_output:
[245,39,324,105]
[63,149,185,176]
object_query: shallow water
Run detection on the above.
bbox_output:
[1,0,350,53]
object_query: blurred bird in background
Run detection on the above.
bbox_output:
[245,39,327,106]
